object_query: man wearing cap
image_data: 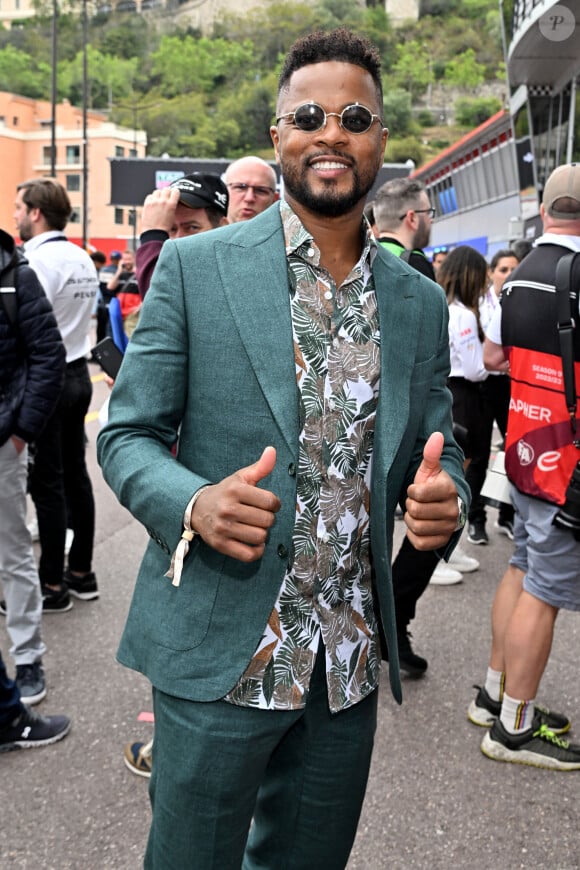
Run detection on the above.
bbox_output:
[135,173,229,299]
[223,156,278,223]
[468,163,580,770]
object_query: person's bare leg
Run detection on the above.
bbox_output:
[503,590,558,700]
[489,566,524,671]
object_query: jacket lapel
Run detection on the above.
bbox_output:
[372,250,422,474]
[215,219,298,455]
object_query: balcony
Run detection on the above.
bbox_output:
[509,0,580,91]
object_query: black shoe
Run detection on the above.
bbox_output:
[0,706,71,752]
[15,662,46,706]
[467,685,570,733]
[467,522,489,545]
[481,719,580,770]
[397,630,428,678]
[64,569,99,601]
[41,583,73,613]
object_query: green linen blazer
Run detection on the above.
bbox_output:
[97,204,468,705]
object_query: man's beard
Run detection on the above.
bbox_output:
[17,221,32,242]
[280,152,379,217]
[413,218,431,250]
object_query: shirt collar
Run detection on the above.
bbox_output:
[23,229,65,253]
[279,199,377,271]
[534,232,580,252]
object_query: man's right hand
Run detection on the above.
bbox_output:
[191,446,281,562]
[140,188,181,235]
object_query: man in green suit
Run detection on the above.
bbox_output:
[98,27,468,870]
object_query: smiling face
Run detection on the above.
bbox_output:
[271,61,388,220]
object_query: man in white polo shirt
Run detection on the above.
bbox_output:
[14,178,99,611]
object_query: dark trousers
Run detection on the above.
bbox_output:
[448,377,491,526]
[392,535,439,632]
[473,375,514,525]
[0,650,24,728]
[29,358,95,585]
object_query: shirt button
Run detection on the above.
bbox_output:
[288,463,296,476]
[277,544,288,559]
[324,290,332,300]
[321,532,330,543]
[307,247,315,257]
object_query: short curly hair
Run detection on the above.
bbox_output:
[278,28,383,103]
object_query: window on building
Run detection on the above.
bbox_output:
[12,116,18,126]
[70,207,81,224]
[66,145,80,164]
[66,174,81,192]
[42,146,53,165]
[114,208,124,225]
[115,145,124,157]
[129,147,137,158]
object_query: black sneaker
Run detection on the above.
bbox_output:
[467,522,489,545]
[15,662,46,706]
[397,630,428,678]
[481,719,580,770]
[64,569,99,601]
[467,684,570,734]
[0,706,71,753]
[41,584,73,613]
[495,517,514,540]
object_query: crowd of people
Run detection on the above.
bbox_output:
[1,25,580,870]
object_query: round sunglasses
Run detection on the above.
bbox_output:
[276,102,384,135]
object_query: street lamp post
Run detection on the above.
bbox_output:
[82,0,89,248]
[50,0,58,176]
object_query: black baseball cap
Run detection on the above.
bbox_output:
[170,173,229,216]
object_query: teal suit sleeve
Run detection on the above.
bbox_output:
[97,240,210,557]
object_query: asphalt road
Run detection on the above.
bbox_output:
[2,362,579,869]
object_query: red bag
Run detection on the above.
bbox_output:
[505,346,580,505]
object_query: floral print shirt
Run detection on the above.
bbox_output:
[225,201,381,713]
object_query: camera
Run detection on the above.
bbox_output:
[553,460,580,541]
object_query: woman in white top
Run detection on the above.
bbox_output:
[477,249,520,540]
[439,246,491,544]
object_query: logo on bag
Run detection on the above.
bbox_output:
[517,439,534,465]
[538,451,561,472]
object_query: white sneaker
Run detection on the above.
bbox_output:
[430,562,463,585]
[448,545,479,573]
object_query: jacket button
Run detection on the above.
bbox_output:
[288,463,296,476]
[277,544,288,559]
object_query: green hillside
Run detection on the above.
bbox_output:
[1,0,509,166]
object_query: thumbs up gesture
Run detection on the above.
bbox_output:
[190,446,281,562]
[404,432,460,550]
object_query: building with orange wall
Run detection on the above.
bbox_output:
[0,91,146,256]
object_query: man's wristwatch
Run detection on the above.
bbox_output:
[455,496,467,532]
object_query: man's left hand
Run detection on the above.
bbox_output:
[404,431,459,550]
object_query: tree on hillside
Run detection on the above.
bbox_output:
[0,45,50,98]
[391,40,433,99]
[444,48,485,89]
